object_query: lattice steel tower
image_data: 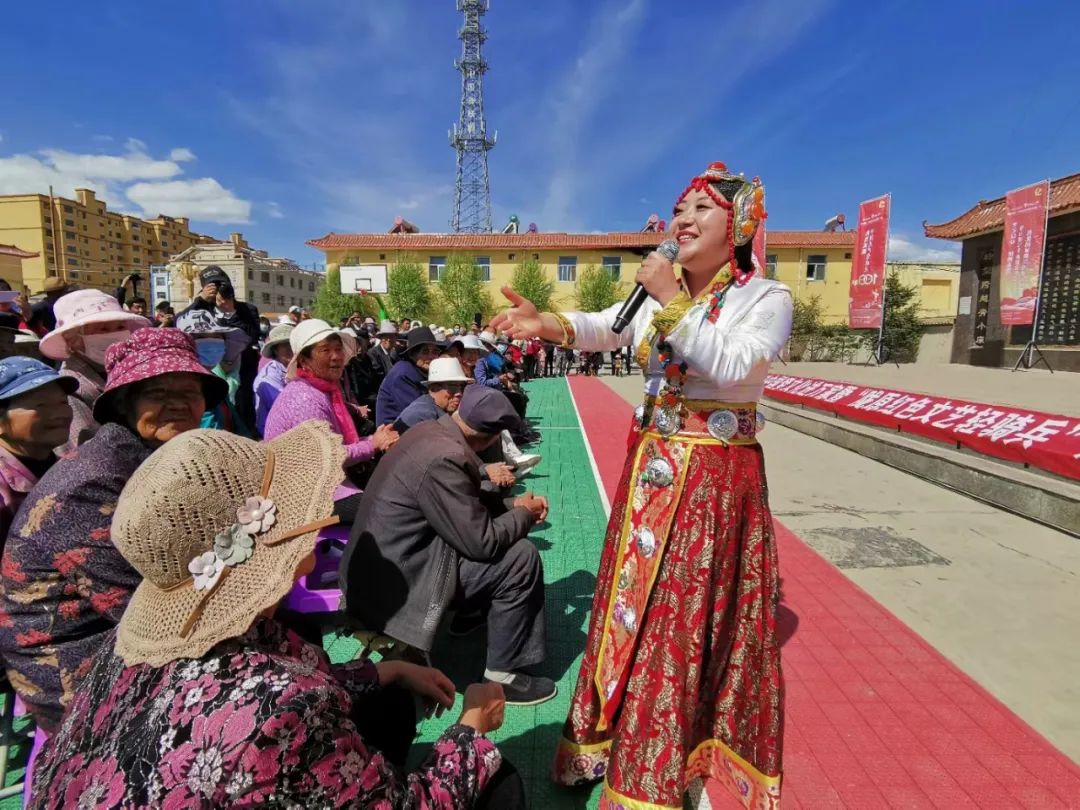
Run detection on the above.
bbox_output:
[449,0,496,233]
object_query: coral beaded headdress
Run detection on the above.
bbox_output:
[674,162,767,284]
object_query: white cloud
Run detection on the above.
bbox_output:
[126,178,252,224]
[888,233,961,263]
[0,139,252,226]
[266,201,285,219]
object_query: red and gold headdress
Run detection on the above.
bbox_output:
[674,162,767,284]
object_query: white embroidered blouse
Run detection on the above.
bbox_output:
[563,276,793,404]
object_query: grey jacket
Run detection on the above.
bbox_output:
[340,415,534,652]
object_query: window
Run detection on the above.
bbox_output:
[765,254,778,279]
[428,255,447,282]
[68,259,79,267]
[64,219,74,227]
[557,256,577,283]
[289,277,295,288]
[276,275,284,286]
[806,254,827,282]
[45,228,53,237]
[156,292,167,302]
[261,272,270,283]
[277,295,285,306]
[63,205,73,213]
[131,222,140,229]
[308,281,315,292]
[247,269,253,280]
[379,254,386,261]
[64,230,76,240]
[508,253,516,260]
[602,256,621,280]
[132,236,140,243]
[262,293,271,305]
[475,256,491,282]
[67,245,76,253]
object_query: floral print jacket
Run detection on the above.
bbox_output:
[0,422,151,731]
[30,618,502,809]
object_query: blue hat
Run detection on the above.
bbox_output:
[457,385,522,436]
[0,357,78,402]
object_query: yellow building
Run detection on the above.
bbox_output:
[307,229,961,325]
[0,188,217,293]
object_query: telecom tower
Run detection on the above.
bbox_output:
[449,0,496,233]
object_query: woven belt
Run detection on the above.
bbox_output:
[636,397,763,445]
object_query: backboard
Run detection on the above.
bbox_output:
[339,264,389,295]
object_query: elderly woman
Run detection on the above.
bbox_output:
[38,288,150,448]
[375,326,443,425]
[495,162,789,809]
[265,319,398,467]
[253,322,293,436]
[29,422,525,809]
[0,358,75,551]
[0,328,226,732]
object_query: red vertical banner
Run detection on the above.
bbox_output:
[753,219,767,276]
[1000,180,1049,326]
[848,194,891,329]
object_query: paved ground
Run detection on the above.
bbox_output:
[603,372,1080,763]
[775,361,1080,417]
[582,374,1080,807]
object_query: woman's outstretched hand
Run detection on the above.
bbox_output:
[491,287,544,340]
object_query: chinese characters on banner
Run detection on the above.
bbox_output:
[1000,180,1049,326]
[764,374,1080,481]
[752,219,767,275]
[848,195,891,329]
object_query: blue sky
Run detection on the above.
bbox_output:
[2,0,1078,268]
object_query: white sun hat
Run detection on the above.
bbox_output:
[286,318,358,379]
[423,357,471,386]
[453,334,489,354]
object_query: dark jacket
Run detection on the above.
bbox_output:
[340,416,533,652]
[393,393,441,433]
[374,359,427,426]
[368,343,396,379]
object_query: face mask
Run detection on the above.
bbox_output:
[195,338,226,368]
[497,345,508,354]
[80,330,129,366]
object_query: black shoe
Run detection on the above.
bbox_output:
[493,673,558,706]
[448,610,485,637]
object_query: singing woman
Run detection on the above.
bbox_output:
[492,162,791,809]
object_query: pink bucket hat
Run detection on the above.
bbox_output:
[39,289,151,360]
[93,327,229,424]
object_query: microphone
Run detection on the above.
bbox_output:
[611,238,680,334]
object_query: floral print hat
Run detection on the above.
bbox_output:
[112,421,346,667]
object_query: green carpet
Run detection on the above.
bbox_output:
[325,378,609,807]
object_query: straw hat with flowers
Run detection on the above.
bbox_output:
[113,421,346,666]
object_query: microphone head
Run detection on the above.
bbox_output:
[656,239,680,262]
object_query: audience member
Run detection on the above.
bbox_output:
[0,328,224,731]
[375,326,441,426]
[176,309,252,435]
[342,328,381,415]
[0,280,27,332]
[39,289,151,448]
[0,358,75,552]
[369,319,399,379]
[254,323,294,435]
[394,356,469,432]
[342,385,556,706]
[26,277,74,336]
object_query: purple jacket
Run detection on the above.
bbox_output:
[253,359,287,436]
[263,378,374,467]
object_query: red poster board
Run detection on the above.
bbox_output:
[1000,180,1050,326]
[848,195,891,329]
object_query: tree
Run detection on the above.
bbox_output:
[311,266,380,324]
[386,255,432,322]
[575,264,623,312]
[789,295,824,361]
[508,258,555,313]
[434,253,493,326]
[862,271,924,363]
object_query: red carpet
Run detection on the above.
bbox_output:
[568,375,1080,809]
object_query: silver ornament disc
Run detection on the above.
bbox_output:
[755,410,766,433]
[654,408,682,436]
[636,527,657,558]
[633,404,646,428]
[645,457,674,487]
[707,409,739,441]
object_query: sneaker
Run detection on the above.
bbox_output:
[448,610,486,637]
[494,673,558,706]
[509,454,542,474]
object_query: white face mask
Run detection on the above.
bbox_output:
[79,330,130,366]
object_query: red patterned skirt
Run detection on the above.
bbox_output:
[552,429,784,809]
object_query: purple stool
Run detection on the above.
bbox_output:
[282,524,349,615]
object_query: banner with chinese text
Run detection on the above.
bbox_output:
[848,195,891,329]
[764,374,1080,481]
[1000,180,1050,326]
